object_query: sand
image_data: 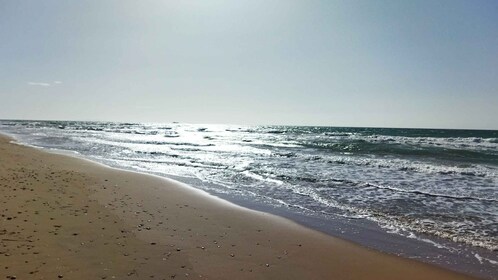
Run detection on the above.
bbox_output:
[0,135,478,280]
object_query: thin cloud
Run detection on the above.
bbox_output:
[27,81,63,87]
[28,82,51,87]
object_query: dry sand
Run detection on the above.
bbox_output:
[0,135,478,279]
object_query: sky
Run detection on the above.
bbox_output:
[1,0,497,129]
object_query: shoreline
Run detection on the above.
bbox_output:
[0,134,482,279]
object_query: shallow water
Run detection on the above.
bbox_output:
[1,120,497,278]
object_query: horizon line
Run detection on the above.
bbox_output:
[0,118,496,132]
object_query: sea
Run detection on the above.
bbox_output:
[1,120,497,278]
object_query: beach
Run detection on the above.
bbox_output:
[0,134,479,279]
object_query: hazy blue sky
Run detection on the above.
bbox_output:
[1,0,497,129]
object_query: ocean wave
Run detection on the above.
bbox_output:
[300,139,498,165]
[321,156,497,179]
[241,171,285,185]
[144,141,214,147]
[362,183,498,202]
[169,147,202,152]
[134,151,179,157]
[270,181,498,251]
[249,141,302,148]
[323,132,354,137]
[116,157,227,170]
[376,216,498,251]
[487,138,498,144]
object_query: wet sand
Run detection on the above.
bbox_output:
[0,135,478,280]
